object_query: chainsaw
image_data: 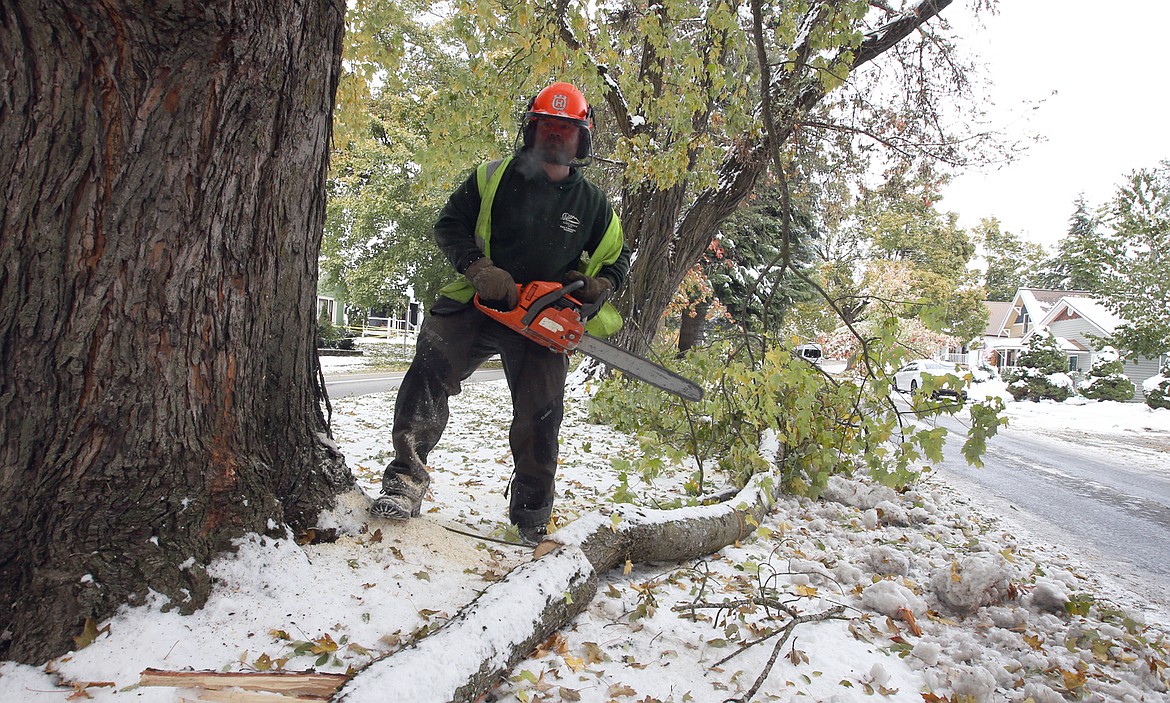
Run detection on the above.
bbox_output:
[473,280,703,402]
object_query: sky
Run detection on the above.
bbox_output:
[939,0,1170,250]
[3,343,1170,702]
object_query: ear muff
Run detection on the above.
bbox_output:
[575,105,593,159]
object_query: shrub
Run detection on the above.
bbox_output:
[1145,360,1170,410]
[317,316,343,349]
[1080,348,1135,402]
[1008,331,1076,402]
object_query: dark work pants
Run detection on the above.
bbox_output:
[386,305,569,526]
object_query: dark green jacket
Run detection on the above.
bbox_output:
[434,152,630,335]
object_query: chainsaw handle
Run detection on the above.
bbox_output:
[520,280,584,327]
[577,287,610,322]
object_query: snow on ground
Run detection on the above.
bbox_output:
[4,360,1170,702]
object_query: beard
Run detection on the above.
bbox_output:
[534,138,574,165]
[535,140,573,166]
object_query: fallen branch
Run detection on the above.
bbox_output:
[334,473,781,702]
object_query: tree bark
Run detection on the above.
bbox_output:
[334,476,777,703]
[678,300,710,354]
[0,0,351,663]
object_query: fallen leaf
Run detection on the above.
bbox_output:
[583,642,607,664]
[607,683,637,697]
[72,619,111,650]
[896,607,922,637]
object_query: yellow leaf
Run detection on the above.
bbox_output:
[623,559,633,576]
[795,584,818,597]
[310,633,338,654]
[583,641,607,664]
[1060,668,1086,690]
[72,618,110,650]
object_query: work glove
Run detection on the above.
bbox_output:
[564,270,613,304]
[465,257,519,310]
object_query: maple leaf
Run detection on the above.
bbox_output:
[310,633,338,655]
[607,683,637,697]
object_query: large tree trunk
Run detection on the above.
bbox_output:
[0,0,351,663]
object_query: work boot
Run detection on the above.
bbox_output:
[370,469,429,520]
[509,473,553,546]
[516,522,548,547]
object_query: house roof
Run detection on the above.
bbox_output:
[982,301,1013,336]
[984,288,1097,338]
[1040,295,1123,336]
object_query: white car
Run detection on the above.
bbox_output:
[893,359,968,401]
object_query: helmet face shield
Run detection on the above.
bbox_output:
[521,82,594,161]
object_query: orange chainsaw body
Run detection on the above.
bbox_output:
[473,280,587,354]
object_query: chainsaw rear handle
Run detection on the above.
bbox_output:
[520,279,584,326]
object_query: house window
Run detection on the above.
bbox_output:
[1067,355,1078,372]
[317,297,335,323]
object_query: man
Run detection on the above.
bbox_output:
[369,81,631,545]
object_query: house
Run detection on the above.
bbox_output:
[981,288,1164,400]
[315,273,423,338]
[981,289,1083,370]
[1039,296,1163,398]
[316,276,348,327]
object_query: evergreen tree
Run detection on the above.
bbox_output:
[1100,163,1170,358]
[1033,195,1109,292]
[708,183,822,335]
[1006,330,1074,402]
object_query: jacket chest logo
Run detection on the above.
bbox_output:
[560,213,580,235]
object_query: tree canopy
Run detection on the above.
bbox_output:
[977,217,1045,302]
[1099,163,1170,357]
[327,0,998,355]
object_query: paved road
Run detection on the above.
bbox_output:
[927,402,1170,614]
[324,368,506,398]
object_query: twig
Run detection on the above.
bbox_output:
[439,523,528,548]
[723,604,846,703]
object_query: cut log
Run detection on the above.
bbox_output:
[181,691,319,703]
[334,474,777,702]
[139,669,348,699]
